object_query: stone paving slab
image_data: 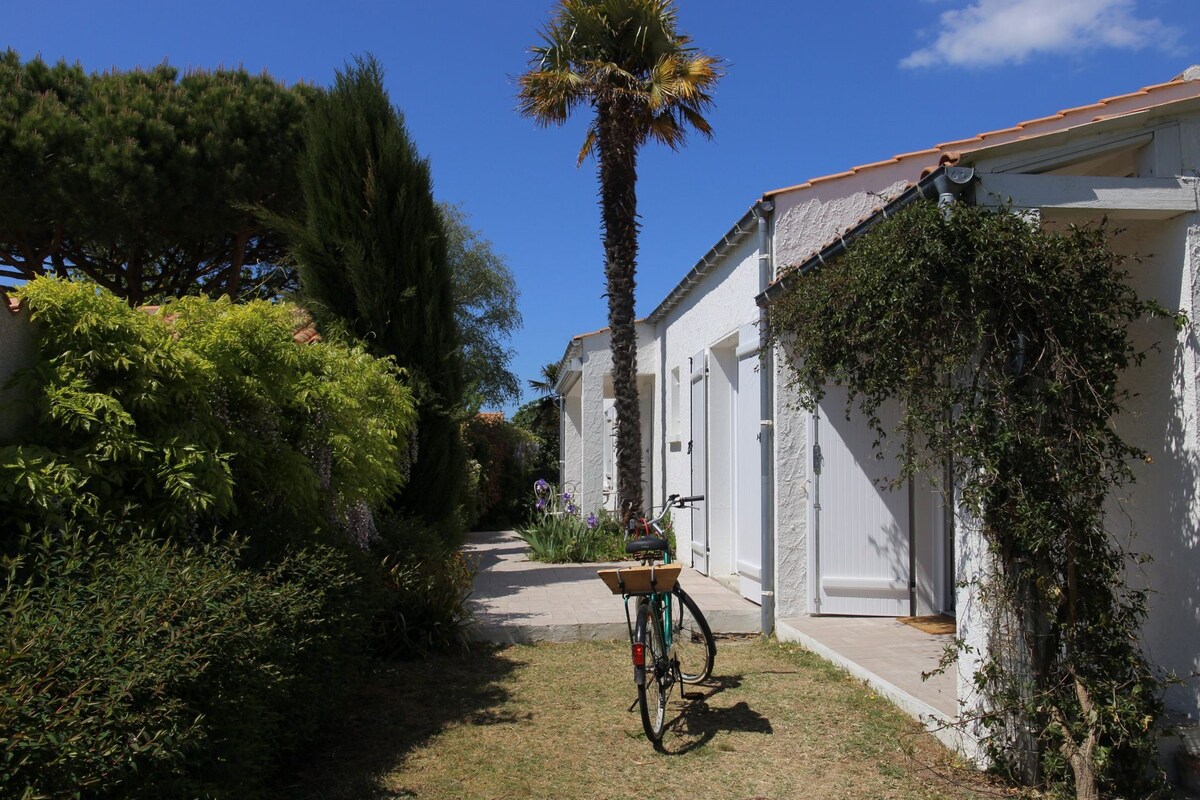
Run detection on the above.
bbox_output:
[464,529,761,643]
[776,615,958,720]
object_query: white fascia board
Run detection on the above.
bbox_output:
[975,174,1199,219]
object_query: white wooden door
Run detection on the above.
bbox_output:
[689,352,708,574]
[735,335,762,603]
[816,384,911,616]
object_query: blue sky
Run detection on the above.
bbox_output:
[7,0,1196,414]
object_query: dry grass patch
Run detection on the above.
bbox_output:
[273,639,1014,800]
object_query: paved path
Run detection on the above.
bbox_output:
[464,529,760,643]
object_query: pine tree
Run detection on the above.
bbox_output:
[0,50,310,301]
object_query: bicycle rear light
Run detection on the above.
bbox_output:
[631,642,645,666]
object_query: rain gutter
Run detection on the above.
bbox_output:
[646,208,759,325]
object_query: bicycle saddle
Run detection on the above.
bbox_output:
[625,535,669,554]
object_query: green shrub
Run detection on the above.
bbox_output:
[0,528,363,799]
[1,277,416,552]
[0,278,479,797]
[463,413,537,529]
[370,514,478,657]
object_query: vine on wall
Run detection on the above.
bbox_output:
[769,201,1182,799]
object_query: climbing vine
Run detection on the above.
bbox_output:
[769,201,1181,799]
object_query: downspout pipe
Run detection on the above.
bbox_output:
[659,329,668,510]
[755,200,776,635]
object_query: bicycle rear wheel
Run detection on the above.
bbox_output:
[670,585,716,684]
[635,599,668,743]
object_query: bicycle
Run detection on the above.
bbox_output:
[597,494,717,744]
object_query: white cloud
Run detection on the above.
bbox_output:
[902,0,1180,68]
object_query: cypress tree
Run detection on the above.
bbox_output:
[276,54,465,537]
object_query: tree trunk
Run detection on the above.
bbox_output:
[596,97,644,522]
[225,231,249,298]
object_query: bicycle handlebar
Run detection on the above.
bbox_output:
[632,494,706,532]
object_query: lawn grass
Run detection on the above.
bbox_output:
[271,639,1013,800]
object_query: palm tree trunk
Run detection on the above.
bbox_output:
[597,96,644,521]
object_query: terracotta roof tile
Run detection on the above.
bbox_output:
[291,324,321,345]
[138,303,322,345]
[566,317,650,342]
[761,72,1200,301]
[851,157,900,172]
[477,411,505,423]
[1058,102,1105,115]
[935,136,984,149]
[765,71,1200,199]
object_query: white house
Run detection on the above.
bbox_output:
[556,66,1200,729]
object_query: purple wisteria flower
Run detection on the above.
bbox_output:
[586,513,598,529]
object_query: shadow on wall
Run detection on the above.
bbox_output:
[822,389,911,595]
[1126,320,1200,717]
[1109,219,1200,718]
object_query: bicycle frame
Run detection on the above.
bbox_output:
[621,494,701,664]
[622,504,677,652]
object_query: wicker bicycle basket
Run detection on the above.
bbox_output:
[597,564,681,595]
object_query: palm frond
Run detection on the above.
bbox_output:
[517,68,588,126]
[646,110,684,149]
[576,124,598,167]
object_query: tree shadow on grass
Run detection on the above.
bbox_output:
[655,673,774,755]
[266,644,523,800]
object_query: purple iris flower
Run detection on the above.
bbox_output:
[561,491,572,502]
[534,478,550,492]
[535,498,547,511]
[586,513,598,529]
[566,503,578,515]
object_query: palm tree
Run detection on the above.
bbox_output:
[528,361,562,404]
[518,0,720,520]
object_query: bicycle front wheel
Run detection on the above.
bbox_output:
[671,585,716,684]
[635,599,668,743]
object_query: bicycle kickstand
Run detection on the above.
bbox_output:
[628,696,640,712]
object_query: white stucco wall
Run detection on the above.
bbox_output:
[579,335,609,513]
[561,378,583,494]
[567,323,658,516]
[773,177,913,270]
[772,351,811,617]
[0,301,35,442]
[655,233,762,579]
